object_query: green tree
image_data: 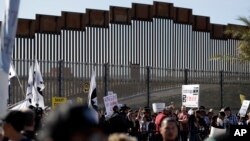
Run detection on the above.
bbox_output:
[225,16,250,61]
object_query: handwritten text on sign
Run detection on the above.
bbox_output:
[182,84,200,108]
[103,94,118,116]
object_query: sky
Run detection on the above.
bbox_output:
[0,0,249,25]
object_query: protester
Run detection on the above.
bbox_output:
[188,109,202,141]
[148,114,157,141]
[126,110,138,137]
[178,105,188,141]
[139,116,149,141]
[109,105,127,134]
[21,109,36,141]
[2,110,30,141]
[224,107,238,125]
[216,111,229,129]
[159,117,180,141]
[108,133,137,141]
[38,104,105,141]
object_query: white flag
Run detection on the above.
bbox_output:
[88,71,98,123]
[0,0,20,118]
[26,65,33,100]
[34,60,45,91]
[31,86,45,109]
[9,63,16,79]
[88,71,98,111]
[10,99,30,111]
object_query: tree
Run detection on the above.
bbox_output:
[211,17,250,62]
[225,16,250,61]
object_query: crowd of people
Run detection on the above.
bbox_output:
[0,103,250,141]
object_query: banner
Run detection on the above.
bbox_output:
[103,94,118,116]
[182,84,200,108]
[0,0,20,118]
[152,103,165,113]
[239,100,250,117]
[52,97,67,110]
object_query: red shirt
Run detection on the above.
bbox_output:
[155,112,167,133]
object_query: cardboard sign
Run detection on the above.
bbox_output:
[239,100,250,117]
[52,97,67,109]
[152,103,165,113]
[182,84,200,108]
[103,94,118,116]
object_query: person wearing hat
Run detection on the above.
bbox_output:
[2,110,30,141]
[38,104,105,141]
[155,107,172,140]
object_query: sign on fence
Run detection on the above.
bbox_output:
[52,97,67,109]
[103,94,118,116]
[152,103,165,113]
[239,100,250,117]
[83,82,90,93]
[182,84,200,108]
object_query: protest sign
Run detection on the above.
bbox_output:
[103,94,118,116]
[182,84,200,108]
[152,103,165,113]
[239,100,250,117]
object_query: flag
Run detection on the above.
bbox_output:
[31,86,45,109]
[240,94,246,104]
[31,60,45,109]
[10,99,30,111]
[88,71,98,111]
[34,60,45,93]
[26,65,33,100]
[0,0,20,118]
[8,63,16,79]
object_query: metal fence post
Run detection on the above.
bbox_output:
[58,60,63,97]
[220,70,224,109]
[146,66,150,108]
[104,63,108,96]
[184,68,188,84]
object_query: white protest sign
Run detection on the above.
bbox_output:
[103,94,118,116]
[239,100,250,117]
[108,91,113,96]
[182,84,199,108]
[152,103,165,113]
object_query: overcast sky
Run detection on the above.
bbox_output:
[0,0,249,25]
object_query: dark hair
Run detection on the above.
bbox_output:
[3,110,26,132]
[160,117,180,141]
[224,107,231,111]
[22,110,35,127]
[38,104,99,141]
[219,112,226,117]
[160,117,178,128]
